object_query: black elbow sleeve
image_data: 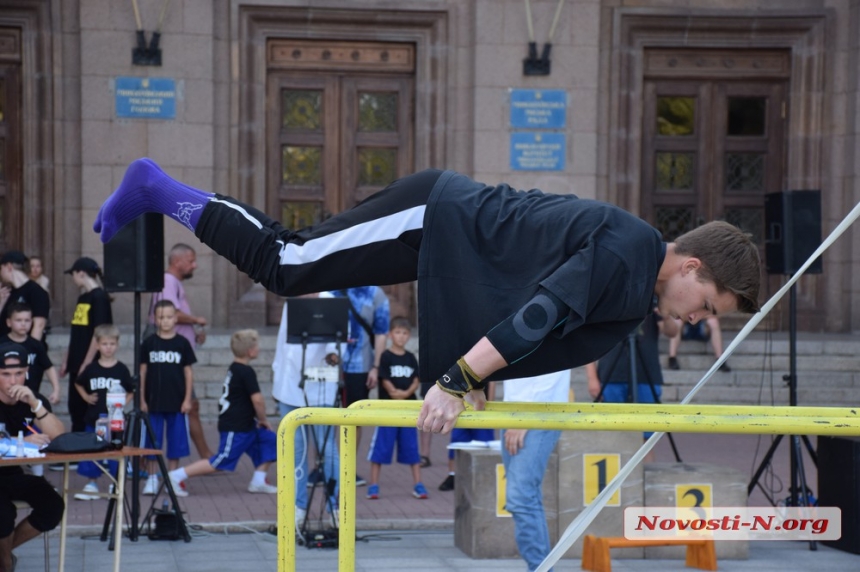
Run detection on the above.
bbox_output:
[485,289,569,364]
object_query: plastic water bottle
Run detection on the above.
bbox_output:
[109,403,125,450]
[95,413,110,442]
[15,430,24,458]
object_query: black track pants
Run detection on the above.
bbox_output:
[195,170,442,296]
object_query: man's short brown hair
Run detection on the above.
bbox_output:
[674,221,761,314]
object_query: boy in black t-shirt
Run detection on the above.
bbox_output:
[0,303,60,404]
[0,251,50,343]
[366,317,428,500]
[73,324,133,500]
[167,329,277,497]
[140,300,196,495]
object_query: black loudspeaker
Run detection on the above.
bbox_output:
[818,435,860,554]
[103,214,165,292]
[764,190,823,275]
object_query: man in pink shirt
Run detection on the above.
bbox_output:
[148,243,212,459]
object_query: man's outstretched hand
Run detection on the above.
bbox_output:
[418,384,486,435]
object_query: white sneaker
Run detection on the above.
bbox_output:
[142,475,159,495]
[294,506,307,531]
[248,480,277,494]
[169,475,189,497]
[74,482,100,501]
[30,464,44,477]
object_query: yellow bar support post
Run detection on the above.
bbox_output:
[339,424,357,571]
[276,412,298,571]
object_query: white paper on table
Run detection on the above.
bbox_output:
[446,440,501,451]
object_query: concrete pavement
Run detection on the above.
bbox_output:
[10,526,860,571]
[9,421,860,570]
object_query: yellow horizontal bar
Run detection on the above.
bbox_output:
[348,399,860,419]
[277,402,860,571]
[290,407,860,435]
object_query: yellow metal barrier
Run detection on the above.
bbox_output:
[277,401,860,571]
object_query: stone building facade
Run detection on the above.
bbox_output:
[0,0,856,333]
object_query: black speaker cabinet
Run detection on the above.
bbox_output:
[764,190,823,275]
[103,214,165,292]
[818,435,860,554]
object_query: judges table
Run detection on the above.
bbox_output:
[0,446,162,572]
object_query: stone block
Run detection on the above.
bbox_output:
[454,447,558,559]
[644,462,748,560]
[556,430,645,559]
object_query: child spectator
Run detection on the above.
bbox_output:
[73,324,133,500]
[140,300,196,495]
[366,317,428,500]
[167,329,277,496]
[0,303,60,404]
[27,255,50,294]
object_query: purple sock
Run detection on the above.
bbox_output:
[93,158,214,243]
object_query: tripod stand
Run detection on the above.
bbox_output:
[285,297,349,546]
[298,353,342,544]
[747,283,817,549]
[100,290,191,546]
[593,320,682,462]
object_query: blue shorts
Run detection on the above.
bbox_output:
[602,383,662,438]
[77,424,118,479]
[448,428,495,460]
[143,412,190,460]
[209,427,277,472]
[601,383,662,404]
[368,426,420,465]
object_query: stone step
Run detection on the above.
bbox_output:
[41,328,860,419]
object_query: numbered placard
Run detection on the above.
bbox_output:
[583,454,621,506]
[496,464,511,517]
[675,483,713,535]
[676,483,713,510]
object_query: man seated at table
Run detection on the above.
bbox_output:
[0,342,64,571]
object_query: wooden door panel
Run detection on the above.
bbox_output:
[341,75,414,208]
[0,62,21,253]
[643,81,709,240]
[341,75,415,320]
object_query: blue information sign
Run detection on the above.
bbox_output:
[115,77,176,119]
[510,132,565,171]
[510,89,566,128]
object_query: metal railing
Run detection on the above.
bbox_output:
[276,400,860,571]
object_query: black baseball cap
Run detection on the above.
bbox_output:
[0,342,28,369]
[0,250,28,266]
[64,256,101,274]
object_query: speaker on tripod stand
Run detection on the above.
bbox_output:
[747,190,822,549]
[764,190,823,276]
[102,214,190,543]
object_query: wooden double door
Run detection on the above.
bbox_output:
[642,78,786,246]
[638,49,824,326]
[265,40,416,324]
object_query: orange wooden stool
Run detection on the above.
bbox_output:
[581,534,717,572]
